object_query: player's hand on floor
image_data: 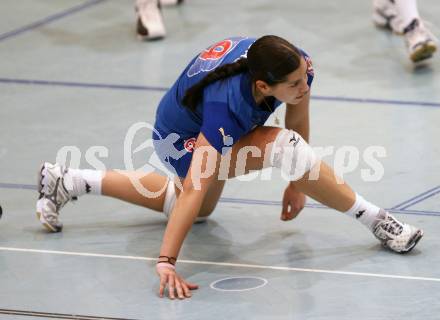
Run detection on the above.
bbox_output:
[156,263,198,299]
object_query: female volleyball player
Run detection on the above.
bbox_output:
[36,35,423,300]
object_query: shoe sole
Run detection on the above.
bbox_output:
[400,229,424,254]
[36,211,62,233]
[410,43,437,63]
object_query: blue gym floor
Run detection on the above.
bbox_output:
[1,0,439,319]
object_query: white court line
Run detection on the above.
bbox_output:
[1,246,440,283]
[210,276,268,292]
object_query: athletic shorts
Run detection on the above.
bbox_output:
[152,126,197,178]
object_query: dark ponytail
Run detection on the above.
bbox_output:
[247,35,301,85]
[182,35,301,112]
[182,58,248,111]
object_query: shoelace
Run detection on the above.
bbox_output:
[44,167,75,212]
[380,216,403,236]
[374,2,405,33]
[59,167,78,207]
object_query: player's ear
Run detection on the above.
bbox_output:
[255,80,272,95]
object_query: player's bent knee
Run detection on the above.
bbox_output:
[269,129,318,181]
[198,203,216,218]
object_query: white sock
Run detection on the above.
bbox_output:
[162,178,208,223]
[163,179,176,218]
[67,169,103,196]
[394,0,420,29]
[345,193,384,230]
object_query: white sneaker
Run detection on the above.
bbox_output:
[36,162,76,232]
[372,0,405,34]
[135,0,166,41]
[373,210,423,253]
[404,19,437,63]
[159,0,183,6]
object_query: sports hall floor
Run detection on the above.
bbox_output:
[1,0,439,319]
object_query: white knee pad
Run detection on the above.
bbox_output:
[163,179,176,218]
[269,129,319,181]
[162,178,208,223]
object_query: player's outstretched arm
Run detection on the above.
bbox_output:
[156,132,219,299]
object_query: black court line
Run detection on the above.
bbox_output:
[2,182,439,217]
[0,0,106,43]
[0,182,37,190]
[1,77,440,108]
[0,308,137,320]
[400,188,440,210]
[312,95,440,108]
[0,78,168,92]
[391,185,440,209]
[219,197,440,217]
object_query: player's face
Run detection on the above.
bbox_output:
[270,58,309,105]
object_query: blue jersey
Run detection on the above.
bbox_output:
[153,37,314,178]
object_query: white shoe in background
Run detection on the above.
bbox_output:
[159,0,183,6]
[135,0,166,41]
[372,0,405,34]
[404,19,437,62]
